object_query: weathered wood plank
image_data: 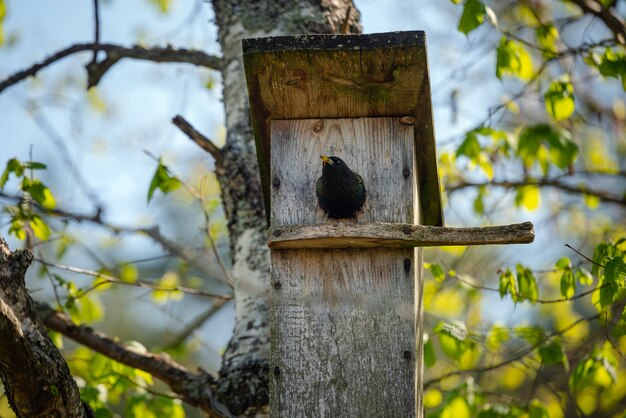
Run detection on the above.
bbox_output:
[271,118,415,225]
[268,222,535,249]
[242,31,443,226]
[271,248,416,417]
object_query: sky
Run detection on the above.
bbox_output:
[0,0,556,373]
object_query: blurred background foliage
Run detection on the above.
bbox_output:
[0,0,625,416]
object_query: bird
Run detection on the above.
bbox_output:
[316,155,366,218]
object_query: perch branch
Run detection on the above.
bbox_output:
[268,222,534,249]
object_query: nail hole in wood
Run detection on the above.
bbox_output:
[273,229,282,237]
[404,259,411,274]
[272,177,281,187]
[403,351,411,359]
[274,281,282,290]
[403,168,410,177]
[402,226,412,235]
[274,366,281,376]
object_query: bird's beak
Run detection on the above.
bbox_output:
[320,155,333,166]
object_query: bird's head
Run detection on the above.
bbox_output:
[320,155,345,167]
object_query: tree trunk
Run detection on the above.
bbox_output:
[0,237,86,417]
[210,0,360,414]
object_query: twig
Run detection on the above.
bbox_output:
[565,243,605,268]
[568,0,626,44]
[172,115,223,164]
[0,43,222,93]
[35,258,232,301]
[447,179,626,207]
[451,273,606,304]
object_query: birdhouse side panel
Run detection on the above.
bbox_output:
[270,117,416,225]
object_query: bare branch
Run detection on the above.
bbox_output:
[447,179,626,207]
[172,115,223,164]
[36,258,232,301]
[568,0,626,44]
[38,305,234,417]
[0,43,222,93]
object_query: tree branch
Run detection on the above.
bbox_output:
[37,305,234,417]
[568,0,626,44]
[172,115,223,164]
[447,179,626,207]
[0,43,223,93]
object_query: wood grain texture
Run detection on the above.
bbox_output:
[270,117,421,417]
[271,248,417,417]
[268,222,535,249]
[242,32,443,226]
[271,118,415,225]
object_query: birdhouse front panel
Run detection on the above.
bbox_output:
[270,117,417,225]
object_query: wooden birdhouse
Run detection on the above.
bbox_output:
[243,31,534,418]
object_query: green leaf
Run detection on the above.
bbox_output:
[514,325,545,345]
[517,124,578,170]
[536,24,559,56]
[434,320,467,341]
[576,267,594,286]
[496,37,534,80]
[538,339,569,370]
[515,185,541,211]
[458,0,487,35]
[516,264,538,302]
[1,158,23,188]
[9,220,26,240]
[486,323,509,352]
[147,160,181,203]
[604,257,626,285]
[424,335,437,367]
[592,242,610,276]
[499,268,517,300]
[593,275,617,312]
[147,0,174,14]
[544,76,575,121]
[560,269,575,298]
[152,271,183,303]
[23,180,56,209]
[528,399,550,418]
[23,161,47,170]
[119,263,138,283]
[596,48,626,90]
[441,396,471,418]
[30,216,51,240]
[555,257,571,269]
[456,131,481,159]
[426,262,446,282]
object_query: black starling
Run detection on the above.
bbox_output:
[316,155,366,218]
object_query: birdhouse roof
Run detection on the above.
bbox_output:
[243,31,443,226]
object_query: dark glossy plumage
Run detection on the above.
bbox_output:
[316,156,366,218]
